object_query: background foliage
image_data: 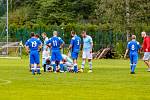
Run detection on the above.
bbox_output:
[0,0,150,57]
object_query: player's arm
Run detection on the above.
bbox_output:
[68,39,73,51]
[90,37,93,53]
[46,39,51,50]
[37,40,42,52]
[138,42,142,53]
[25,40,30,54]
[60,39,65,49]
[25,45,30,54]
[124,43,129,58]
[124,49,129,58]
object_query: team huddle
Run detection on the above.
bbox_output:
[25,30,150,75]
[25,31,93,75]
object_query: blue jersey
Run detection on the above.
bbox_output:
[46,36,64,51]
[25,37,42,51]
[127,40,141,54]
[70,35,81,53]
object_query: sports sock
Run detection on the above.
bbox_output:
[31,67,35,74]
[52,64,56,72]
[60,63,64,71]
[89,61,92,70]
[81,60,85,69]
[131,63,136,72]
[37,66,40,74]
[130,64,133,71]
[46,65,49,71]
[74,64,78,72]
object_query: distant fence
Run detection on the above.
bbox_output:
[0,28,145,55]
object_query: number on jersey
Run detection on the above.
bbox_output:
[131,45,135,50]
[53,40,57,46]
[32,41,37,47]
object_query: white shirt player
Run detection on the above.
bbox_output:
[82,35,93,59]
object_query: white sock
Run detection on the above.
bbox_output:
[81,61,85,69]
[89,61,92,70]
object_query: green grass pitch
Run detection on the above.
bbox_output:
[0,58,150,100]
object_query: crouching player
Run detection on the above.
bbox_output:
[25,32,42,75]
[68,31,81,73]
[124,35,141,74]
[46,31,65,73]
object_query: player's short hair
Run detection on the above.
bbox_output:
[132,35,136,39]
[42,32,47,36]
[35,34,40,38]
[30,32,35,37]
[82,31,86,34]
[53,31,58,36]
[71,31,76,35]
[141,31,146,35]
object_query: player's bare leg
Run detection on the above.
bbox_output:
[144,60,150,72]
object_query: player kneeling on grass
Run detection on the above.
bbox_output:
[68,31,81,73]
[46,31,65,73]
[44,54,74,72]
[124,35,141,74]
[80,31,93,73]
[25,32,42,75]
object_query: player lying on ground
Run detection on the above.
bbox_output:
[43,54,74,72]
[124,35,141,74]
[141,32,150,72]
[25,32,42,75]
[80,31,93,73]
[68,31,81,73]
[46,31,65,73]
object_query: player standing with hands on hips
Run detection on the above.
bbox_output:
[46,31,65,73]
[25,32,42,75]
[124,35,141,74]
[80,31,93,73]
[141,32,150,72]
[68,31,81,73]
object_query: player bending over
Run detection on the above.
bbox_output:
[80,31,93,73]
[25,32,42,75]
[68,31,81,73]
[46,31,65,73]
[124,35,141,74]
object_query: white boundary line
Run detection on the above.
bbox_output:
[0,79,11,85]
[0,57,21,59]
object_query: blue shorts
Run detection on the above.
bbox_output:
[51,51,63,61]
[30,51,40,64]
[71,52,79,59]
[129,52,138,64]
